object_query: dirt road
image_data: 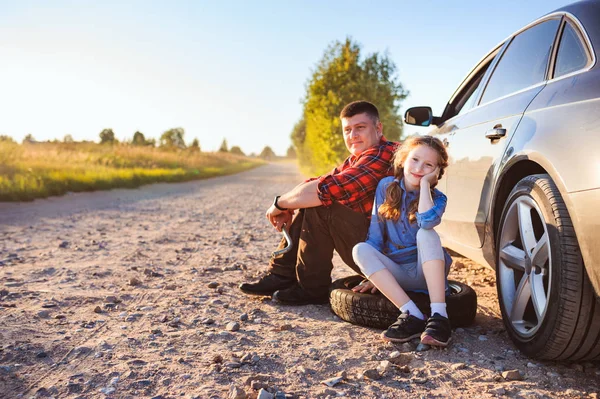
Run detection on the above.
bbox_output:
[0,163,598,398]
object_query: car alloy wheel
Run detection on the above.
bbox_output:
[497,192,551,338]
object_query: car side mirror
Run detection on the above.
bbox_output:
[404,107,433,127]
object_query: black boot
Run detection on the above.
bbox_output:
[239,273,295,296]
[273,283,329,305]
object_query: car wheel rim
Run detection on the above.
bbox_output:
[498,195,551,338]
[448,282,462,295]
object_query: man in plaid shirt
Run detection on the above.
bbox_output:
[240,101,399,304]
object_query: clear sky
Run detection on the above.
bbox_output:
[0,0,574,155]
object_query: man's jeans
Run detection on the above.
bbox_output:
[268,202,370,296]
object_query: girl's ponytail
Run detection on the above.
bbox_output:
[377,178,423,224]
[378,178,403,221]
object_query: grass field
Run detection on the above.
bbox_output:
[0,141,264,201]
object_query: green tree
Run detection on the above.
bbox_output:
[189,138,201,152]
[160,128,186,149]
[230,145,245,156]
[23,134,35,143]
[286,145,297,159]
[299,37,408,174]
[259,146,276,160]
[132,131,146,146]
[218,138,229,152]
[63,134,74,143]
[99,128,116,144]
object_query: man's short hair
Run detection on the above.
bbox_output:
[339,101,380,123]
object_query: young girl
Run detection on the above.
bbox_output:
[351,135,452,347]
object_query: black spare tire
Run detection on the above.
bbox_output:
[330,275,477,329]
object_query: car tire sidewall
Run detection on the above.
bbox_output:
[495,175,562,353]
[329,275,477,329]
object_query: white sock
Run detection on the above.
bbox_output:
[400,300,425,320]
[430,302,448,318]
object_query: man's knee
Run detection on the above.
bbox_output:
[416,228,441,247]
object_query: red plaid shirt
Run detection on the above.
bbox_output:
[314,137,398,218]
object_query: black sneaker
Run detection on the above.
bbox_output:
[381,312,427,343]
[272,283,329,305]
[239,273,295,296]
[420,313,452,347]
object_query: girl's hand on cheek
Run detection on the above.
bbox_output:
[422,167,440,186]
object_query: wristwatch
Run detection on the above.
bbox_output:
[273,195,288,211]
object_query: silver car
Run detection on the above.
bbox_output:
[404,0,600,360]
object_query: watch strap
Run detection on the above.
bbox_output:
[273,195,288,211]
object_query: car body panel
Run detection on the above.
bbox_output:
[523,70,600,193]
[568,189,600,291]
[436,85,546,249]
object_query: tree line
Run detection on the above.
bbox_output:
[4,130,290,160]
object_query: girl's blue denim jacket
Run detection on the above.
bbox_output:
[365,176,452,267]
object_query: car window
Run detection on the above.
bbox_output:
[554,22,590,78]
[480,19,560,104]
[442,51,497,121]
[456,73,484,116]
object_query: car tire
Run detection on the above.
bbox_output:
[329,275,477,329]
[496,174,600,360]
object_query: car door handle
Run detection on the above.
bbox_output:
[485,127,506,140]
